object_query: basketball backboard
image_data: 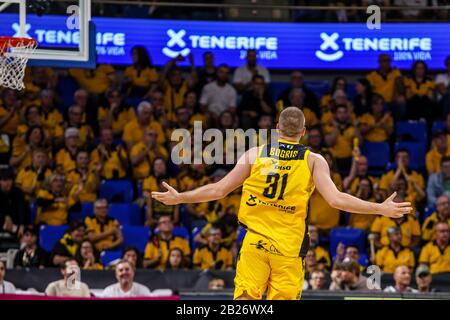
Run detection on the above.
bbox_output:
[0,0,95,68]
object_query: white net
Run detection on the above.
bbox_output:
[0,37,37,91]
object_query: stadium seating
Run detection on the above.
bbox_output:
[422,206,436,223]
[394,141,426,170]
[100,250,122,267]
[329,227,366,257]
[99,180,134,203]
[69,202,94,222]
[108,203,142,226]
[396,121,427,144]
[432,121,446,134]
[154,226,190,241]
[360,141,390,175]
[120,226,152,253]
[39,225,69,252]
[191,226,204,252]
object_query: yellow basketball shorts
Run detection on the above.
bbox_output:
[234,231,305,300]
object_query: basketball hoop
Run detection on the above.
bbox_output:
[0,36,37,91]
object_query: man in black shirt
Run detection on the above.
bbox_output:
[14,226,47,269]
[0,167,29,249]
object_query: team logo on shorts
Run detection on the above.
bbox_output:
[246,194,257,206]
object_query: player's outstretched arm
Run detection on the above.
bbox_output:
[151,147,257,205]
[308,152,412,218]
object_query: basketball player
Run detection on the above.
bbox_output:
[152,107,412,300]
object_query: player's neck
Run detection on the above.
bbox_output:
[278,135,300,143]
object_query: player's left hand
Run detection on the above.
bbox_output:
[151,181,181,205]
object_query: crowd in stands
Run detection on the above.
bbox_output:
[1,43,450,296]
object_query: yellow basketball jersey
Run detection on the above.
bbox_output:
[238,139,315,258]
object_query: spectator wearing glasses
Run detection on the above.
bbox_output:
[426,156,450,207]
[422,195,450,242]
[193,226,233,271]
[143,215,190,269]
[122,246,143,269]
[419,221,450,274]
[308,269,327,291]
[75,240,103,270]
[85,199,123,252]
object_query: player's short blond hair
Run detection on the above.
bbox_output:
[278,106,305,137]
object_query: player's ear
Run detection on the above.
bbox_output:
[300,127,306,136]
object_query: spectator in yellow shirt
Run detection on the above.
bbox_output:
[144,158,179,227]
[39,89,64,145]
[143,215,191,270]
[426,131,450,175]
[64,105,94,149]
[69,64,117,95]
[75,240,104,270]
[379,149,425,200]
[308,224,332,270]
[122,101,165,149]
[0,89,21,136]
[422,195,450,242]
[160,54,198,118]
[130,129,169,180]
[366,53,403,103]
[98,87,137,137]
[343,150,379,196]
[15,148,52,200]
[85,199,124,252]
[324,104,361,173]
[35,173,82,226]
[90,128,128,180]
[358,94,393,142]
[404,60,438,121]
[348,177,378,231]
[193,226,233,271]
[370,198,421,249]
[55,128,82,174]
[419,222,450,274]
[66,150,100,203]
[375,227,415,273]
[124,45,158,98]
[10,126,49,172]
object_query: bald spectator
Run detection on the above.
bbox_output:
[384,266,418,293]
[55,127,81,174]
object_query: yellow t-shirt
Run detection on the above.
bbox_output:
[15,166,52,200]
[144,235,191,270]
[0,106,20,135]
[130,142,169,180]
[366,68,402,102]
[97,106,136,135]
[66,169,98,203]
[419,241,450,274]
[35,189,77,225]
[370,215,421,248]
[163,80,189,115]
[193,245,233,270]
[55,147,78,174]
[375,245,415,273]
[379,169,425,199]
[426,147,450,175]
[359,113,393,142]
[324,124,356,159]
[69,65,115,94]
[238,140,315,257]
[84,216,121,251]
[122,119,166,148]
[348,197,377,231]
[421,213,450,242]
[404,77,436,96]
[124,66,158,89]
[89,145,128,180]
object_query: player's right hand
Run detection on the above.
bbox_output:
[377,192,412,218]
[151,181,181,205]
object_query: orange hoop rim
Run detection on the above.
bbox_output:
[0,36,37,54]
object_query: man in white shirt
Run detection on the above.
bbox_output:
[435,57,450,100]
[0,260,16,294]
[233,49,270,93]
[384,265,418,293]
[102,260,151,297]
[200,64,237,123]
[45,258,91,297]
